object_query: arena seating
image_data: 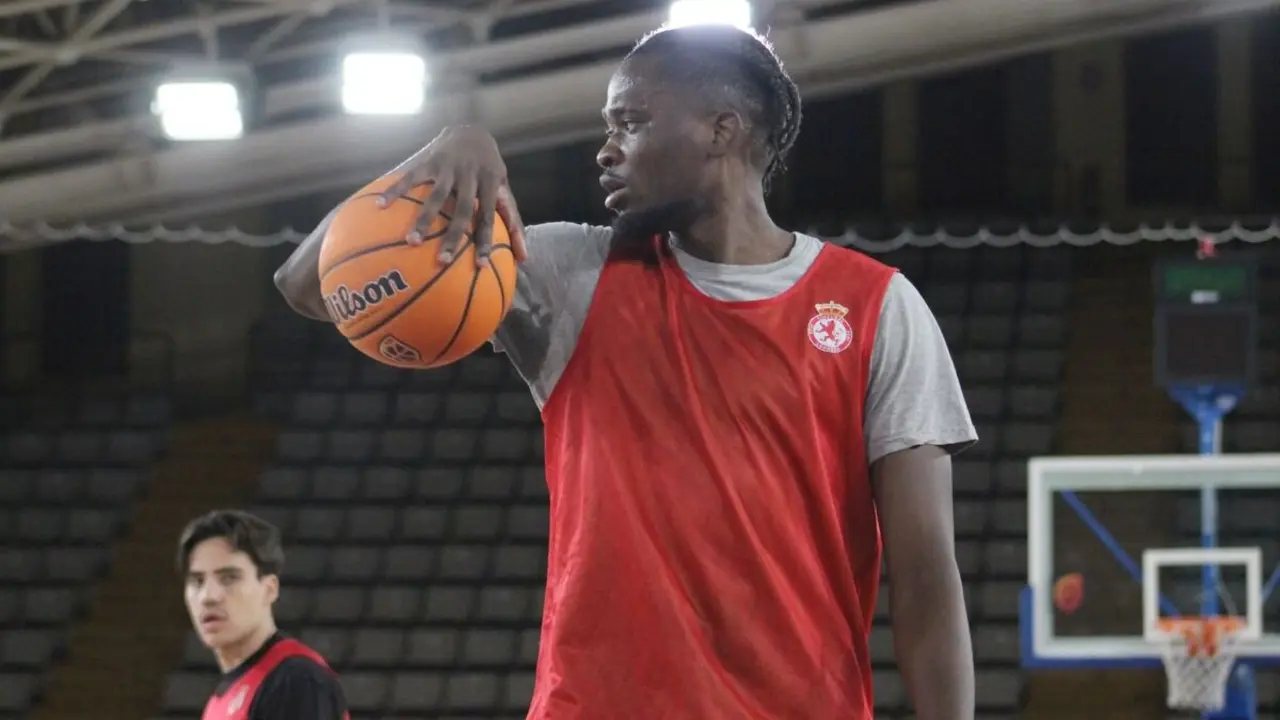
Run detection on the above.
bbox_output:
[874,243,1069,718]
[0,393,170,718]
[153,242,1071,718]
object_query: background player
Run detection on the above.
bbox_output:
[276,23,975,720]
[179,509,349,720]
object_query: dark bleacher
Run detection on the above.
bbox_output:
[160,242,1072,719]
[0,393,171,719]
[875,243,1068,718]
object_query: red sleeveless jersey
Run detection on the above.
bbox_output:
[202,638,347,720]
[532,237,896,719]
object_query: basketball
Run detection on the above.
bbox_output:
[1053,572,1084,615]
[318,175,517,369]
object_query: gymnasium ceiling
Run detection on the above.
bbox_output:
[0,0,1278,229]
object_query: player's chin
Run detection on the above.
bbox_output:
[196,623,233,646]
[605,193,633,215]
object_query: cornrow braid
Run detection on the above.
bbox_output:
[627,24,803,192]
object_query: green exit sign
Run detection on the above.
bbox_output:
[1156,259,1255,304]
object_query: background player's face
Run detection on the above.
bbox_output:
[184,536,279,652]
[597,59,717,239]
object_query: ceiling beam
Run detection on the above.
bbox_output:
[5,0,1277,224]
[0,0,136,112]
[0,0,89,21]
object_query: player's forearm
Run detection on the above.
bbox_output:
[889,563,975,720]
[274,208,338,322]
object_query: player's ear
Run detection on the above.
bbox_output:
[263,574,280,605]
[708,110,744,159]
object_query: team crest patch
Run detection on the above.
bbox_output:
[807,301,853,354]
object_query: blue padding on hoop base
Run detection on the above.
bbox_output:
[1207,665,1256,720]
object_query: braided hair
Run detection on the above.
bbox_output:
[624,24,803,192]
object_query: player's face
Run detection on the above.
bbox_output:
[597,61,715,240]
[183,537,279,652]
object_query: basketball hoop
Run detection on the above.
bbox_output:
[1154,616,1247,711]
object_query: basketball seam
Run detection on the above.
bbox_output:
[427,259,483,366]
[317,195,454,278]
[346,235,475,342]
[489,244,513,314]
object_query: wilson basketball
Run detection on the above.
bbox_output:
[318,175,517,369]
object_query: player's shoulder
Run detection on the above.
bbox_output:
[525,222,612,250]
[271,654,336,675]
[810,236,896,274]
[250,654,347,720]
[521,222,612,277]
[262,655,340,688]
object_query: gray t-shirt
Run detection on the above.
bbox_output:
[493,222,977,464]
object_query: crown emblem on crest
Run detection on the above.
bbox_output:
[814,302,849,318]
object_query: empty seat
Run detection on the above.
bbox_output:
[162,672,219,713]
[0,629,59,668]
[293,392,339,426]
[278,431,323,462]
[968,316,1014,348]
[312,466,362,500]
[0,673,35,712]
[344,392,390,425]
[329,431,376,463]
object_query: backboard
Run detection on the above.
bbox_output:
[1020,454,1280,670]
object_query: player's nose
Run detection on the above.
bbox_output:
[596,139,622,170]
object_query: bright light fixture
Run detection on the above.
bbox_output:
[153,80,244,141]
[341,50,427,116]
[667,0,753,30]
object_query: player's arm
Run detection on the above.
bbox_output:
[249,657,348,720]
[864,273,977,720]
[272,126,528,322]
[273,205,341,321]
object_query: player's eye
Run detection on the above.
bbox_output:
[605,120,641,137]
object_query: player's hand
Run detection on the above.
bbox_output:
[377,126,528,267]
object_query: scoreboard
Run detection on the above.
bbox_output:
[1153,256,1258,387]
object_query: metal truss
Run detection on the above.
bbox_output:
[0,0,624,132]
[0,0,1277,228]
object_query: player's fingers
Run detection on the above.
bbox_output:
[472,173,500,268]
[408,172,454,246]
[496,185,528,263]
[438,172,477,264]
[378,167,425,210]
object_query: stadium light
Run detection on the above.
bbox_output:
[667,0,753,29]
[341,34,427,116]
[153,67,250,142]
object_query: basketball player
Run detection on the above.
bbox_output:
[276,24,976,720]
[179,510,349,719]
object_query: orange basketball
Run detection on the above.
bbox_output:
[318,175,516,369]
[1053,572,1084,615]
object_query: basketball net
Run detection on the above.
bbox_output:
[1155,616,1246,711]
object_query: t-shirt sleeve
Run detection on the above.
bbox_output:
[492,221,612,407]
[864,272,978,465]
[249,657,348,720]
